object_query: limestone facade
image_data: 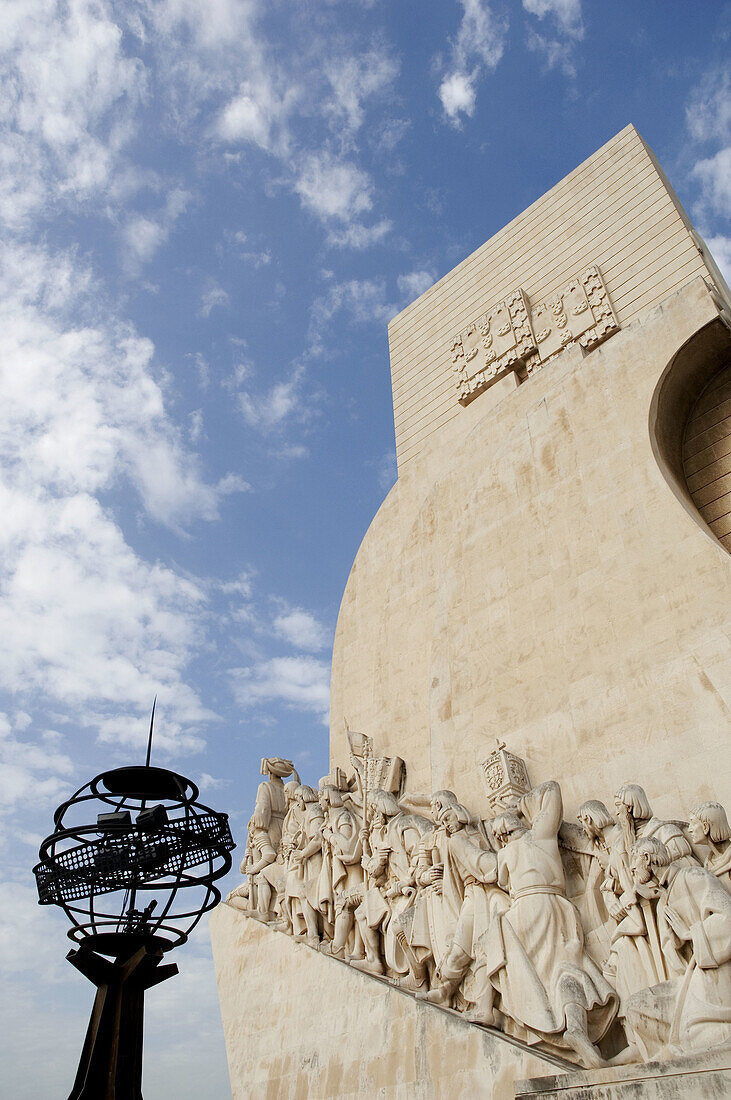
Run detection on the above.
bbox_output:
[213,127,731,1098]
[330,274,731,823]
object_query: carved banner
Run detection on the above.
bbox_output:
[450,264,619,404]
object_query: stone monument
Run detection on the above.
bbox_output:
[211,125,731,1098]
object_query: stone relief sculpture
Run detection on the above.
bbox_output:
[450,262,620,406]
[688,801,731,886]
[225,734,731,1070]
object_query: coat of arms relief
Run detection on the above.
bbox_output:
[451,263,620,406]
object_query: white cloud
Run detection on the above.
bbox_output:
[215,74,294,153]
[0,713,74,815]
[231,655,330,724]
[0,0,145,226]
[308,276,401,356]
[0,243,237,529]
[397,268,436,301]
[705,235,731,286]
[439,72,477,121]
[199,280,230,317]
[693,147,731,220]
[325,50,399,134]
[687,66,731,144]
[189,409,204,443]
[295,151,373,224]
[238,365,305,433]
[0,241,248,751]
[326,219,392,249]
[523,0,583,35]
[523,0,584,75]
[273,607,330,652]
[437,0,506,124]
[122,187,190,269]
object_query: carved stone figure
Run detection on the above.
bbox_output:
[481,782,618,1068]
[284,785,324,946]
[227,816,278,919]
[254,758,299,851]
[629,836,731,1056]
[224,737,731,1070]
[271,780,305,934]
[602,784,694,1004]
[688,801,731,888]
[417,799,505,1023]
[559,800,618,970]
[317,784,364,960]
[351,789,430,978]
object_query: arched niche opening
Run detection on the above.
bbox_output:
[649,318,731,553]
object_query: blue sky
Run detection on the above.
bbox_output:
[1,1,730,1095]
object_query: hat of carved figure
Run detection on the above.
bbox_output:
[260,757,295,778]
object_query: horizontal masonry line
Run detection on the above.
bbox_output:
[683,413,731,457]
[690,470,731,508]
[396,268,706,465]
[709,512,731,538]
[390,208,691,399]
[692,378,731,419]
[391,220,695,413]
[394,258,703,447]
[390,129,645,332]
[390,160,662,357]
[389,154,667,364]
[698,494,731,524]
[392,225,695,421]
[685,397,731,444]
[682,433,731,478]
[389,160,666,360]
[685,453,731,493]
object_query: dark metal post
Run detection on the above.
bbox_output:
[67,944,178,1100]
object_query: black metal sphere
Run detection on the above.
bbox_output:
[34,764,235,956]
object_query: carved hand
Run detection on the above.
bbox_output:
[607,899,626,921]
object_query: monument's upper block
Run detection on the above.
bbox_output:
[388,124,724,472]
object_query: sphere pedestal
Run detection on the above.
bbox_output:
[67,942,178,1100]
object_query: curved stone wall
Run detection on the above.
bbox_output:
[330,278,731,821]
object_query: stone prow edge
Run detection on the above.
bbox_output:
[226,904,578,1073]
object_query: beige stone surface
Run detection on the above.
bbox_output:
[331,277,731,824]
[389,125,720,471]
[217,133,731,1100]
[210,903,560,1099]
[514,1047,731,1098]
